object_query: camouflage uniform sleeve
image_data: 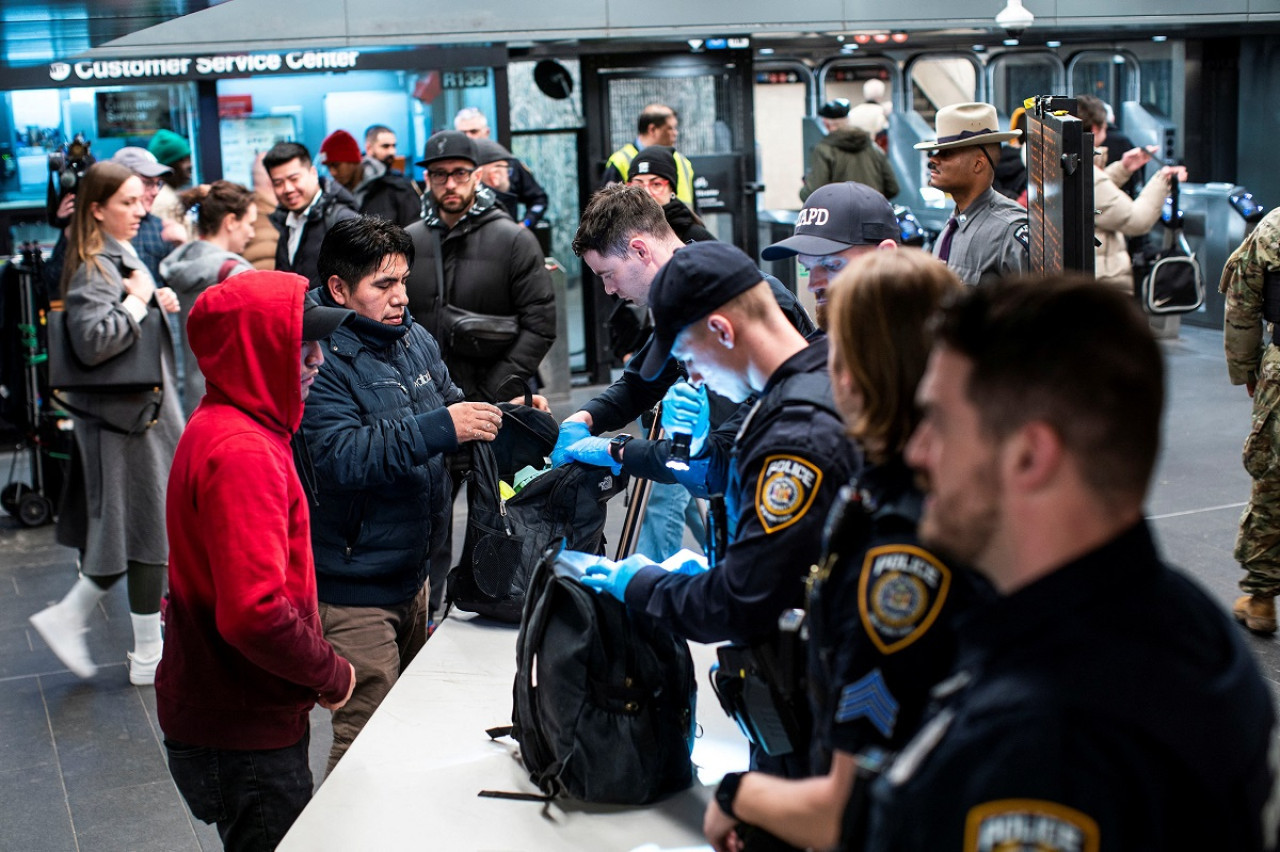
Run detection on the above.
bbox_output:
[1222,209,1280,386]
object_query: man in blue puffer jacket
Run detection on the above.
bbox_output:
[299,216,503,773]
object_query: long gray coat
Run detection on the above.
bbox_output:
[54,235,183,575]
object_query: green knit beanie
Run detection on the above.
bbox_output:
[148,129,191,165]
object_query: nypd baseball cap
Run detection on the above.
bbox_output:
[761,181,899,260]
[639,242,764,381]
[416,130,477,168]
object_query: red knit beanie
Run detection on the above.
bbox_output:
[320,130,361,165]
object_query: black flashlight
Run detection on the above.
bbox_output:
[667,432,691,471]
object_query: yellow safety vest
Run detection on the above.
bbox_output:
[606,143,697,208]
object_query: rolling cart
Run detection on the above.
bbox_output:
[1,248,70,526]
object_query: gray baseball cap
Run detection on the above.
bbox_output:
[110,147,172,178]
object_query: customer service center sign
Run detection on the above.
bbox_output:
[5,45,506,90]
[48,50,364,83]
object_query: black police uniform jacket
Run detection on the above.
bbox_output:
[623,339,860,646]
[806,456,982,777]
[403,186,555,403]
[268,178,360,290]
[864,521,1279,852]
[297,297,465,608]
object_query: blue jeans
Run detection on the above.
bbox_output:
[165,728,313,852]
[635,481,706,562]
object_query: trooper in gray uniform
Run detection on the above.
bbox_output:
[916,102,1029,285]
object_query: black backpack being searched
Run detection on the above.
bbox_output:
[447,441,628,623]
[500,542,697,805]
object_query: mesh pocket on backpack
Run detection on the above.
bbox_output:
[471,525,524,599]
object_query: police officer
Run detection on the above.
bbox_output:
[575,241,860,780]
[762,181,899,329]
[704,250,979,852]
[864,278,1277,851]
[916,102,1028,285]
[1225,208,1280,633]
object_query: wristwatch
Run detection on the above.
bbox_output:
[608,433,633,464]
[715,771,745,819]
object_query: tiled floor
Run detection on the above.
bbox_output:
[3,327,1280,850]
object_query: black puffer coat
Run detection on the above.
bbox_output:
[404,187,555,402]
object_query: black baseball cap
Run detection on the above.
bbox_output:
[761,181,899,260]
[639,242,763,381]
[302,300,353,341]
[473,138,516,166]
[416,130,477,168]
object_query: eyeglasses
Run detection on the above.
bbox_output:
[427,168,475,185]
[142,178,166,191]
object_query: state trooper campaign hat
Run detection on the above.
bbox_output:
[639,241,764,381]
[915,102,1020,151]
[416,130,477,168]
[761,181,899,260]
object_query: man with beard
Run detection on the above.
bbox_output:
[265,141,359,289]
[355,124,422,227]
[860,277,1278,852]
[403,130,553,403]
[761,181,899,328]
[915,102,1028,286]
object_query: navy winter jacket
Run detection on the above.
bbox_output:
[299,295,464,607]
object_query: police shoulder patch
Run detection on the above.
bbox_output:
[755,454,823,534]
[1014,222,1030,248]
[857,544,951,654]
[964,799,1100,852]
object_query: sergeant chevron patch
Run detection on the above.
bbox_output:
[835,667,899,737]
[858,544,951,654]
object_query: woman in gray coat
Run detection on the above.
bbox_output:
[29,162,184,686]
[159,180,255,417]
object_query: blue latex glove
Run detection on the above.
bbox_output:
[551,420,591,467]
[661,382,710,456]
[565,436,622,475]
[661,548,709,577]
[581,553,656,601]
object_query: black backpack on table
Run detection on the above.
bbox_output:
[501,542,696,805]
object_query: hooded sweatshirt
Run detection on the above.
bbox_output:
[800,127,900,202]
[158,239,252,417]
[156,271,351,751]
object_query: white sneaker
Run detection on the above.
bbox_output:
[127,650,161,686]
[29,604,96,679]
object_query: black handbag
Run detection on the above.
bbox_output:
[46,306,164,393]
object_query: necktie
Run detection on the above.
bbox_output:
[937,217,958,262]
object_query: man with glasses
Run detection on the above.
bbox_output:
[109,146,187,283]
[916,102,1028,285]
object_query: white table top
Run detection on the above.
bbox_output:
[279,611,749,852]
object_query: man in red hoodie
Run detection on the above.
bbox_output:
[156,270,356,851]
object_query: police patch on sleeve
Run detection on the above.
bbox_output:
[858,544,951,654]
[755,454,823,533]
[964,799,1100,852]
[1013,222,1030,248]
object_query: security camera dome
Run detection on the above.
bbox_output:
[996,0,1035,34]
